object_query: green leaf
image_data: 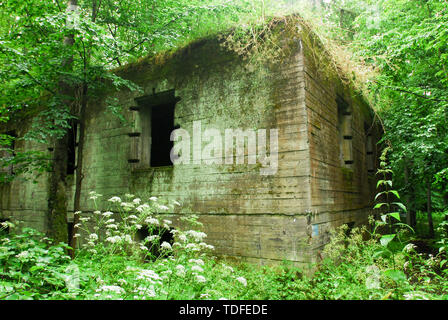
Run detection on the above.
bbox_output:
[388,190,400,199]
[384,269,407,283]
[380,234,395,247]
[392,202,407,212]
[374,203,387,210]
[389,212,401,221]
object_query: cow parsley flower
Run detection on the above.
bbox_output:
[16,251,30,259]
[189,259,204,266]
[136,204,150,213]
[108,196,121,203]
[145,217,159,226]
[146,235,160,242]
[236,277,247,287]
[195,275,206,283]
[191,265,204,273]
[96,285,125,295]
[136,269,161,283]
[160,242,172,250]
[403,243,417,253]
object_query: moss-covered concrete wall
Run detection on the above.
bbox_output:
[301,41,380,257]
[73,37,314,266]
[0,120,50,233]
[0,24,379,267]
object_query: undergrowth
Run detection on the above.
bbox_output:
[1,192,448,300]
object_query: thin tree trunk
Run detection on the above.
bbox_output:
[427,178,434,238]
[69,82,87,258]
[47,134,69,244]
[47,0,78,244]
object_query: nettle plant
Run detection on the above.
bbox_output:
[371,148,412,285]
[72,192,247,300]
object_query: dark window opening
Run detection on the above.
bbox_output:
[150,103,175,167]
[133,90,180,168]
[337,96,353,167]
[0,218,10,235]
[136,226,174,260]
[364,122,375,174]
[67,121,78,175]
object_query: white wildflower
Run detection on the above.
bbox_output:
[189,259,204,265]
[149,196,158,201]
[145,217,159,226]
[185,243,200,251]
[133,198,141,204]
[160,241,172,250]
[403,243,417,253]
[108,196,121,203]
[404,292,430,300]
[136,204,150,213]
[106,236,121,243]
[236,277,247,287]
[136,269,161,282]
[16,251,30,259]
[102,211,114,217]
[191,265,204,273]
[186,230,207,241]
[146,235,160,242]
[158,205,169,211]
[124,235,133,243]
[195,275,206,283]
[223,265,234,273]
[96,285,124,295]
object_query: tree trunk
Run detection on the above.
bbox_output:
[47,134,69,244]
[427,178,434,238]
[69,82,87,258]
[47,0,78,244]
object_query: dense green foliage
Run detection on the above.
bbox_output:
[0,0,447,300]
[1,199,448,300]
